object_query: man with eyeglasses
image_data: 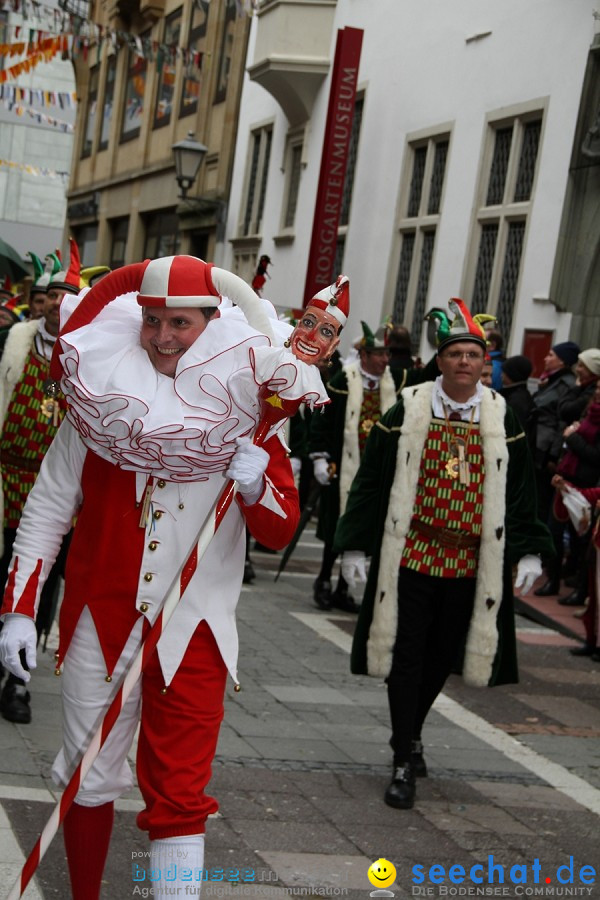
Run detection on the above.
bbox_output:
[335,298,552,811]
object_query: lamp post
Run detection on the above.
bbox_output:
[172,131,208,200]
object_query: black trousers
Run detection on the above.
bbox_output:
[387,566,476,763]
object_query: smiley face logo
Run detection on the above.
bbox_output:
[368,858,397,888]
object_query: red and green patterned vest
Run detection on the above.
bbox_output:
[401,419,484,578]
[358,389,382,456]
[1,349,66,528]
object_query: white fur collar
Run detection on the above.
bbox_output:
[340,362,397,516]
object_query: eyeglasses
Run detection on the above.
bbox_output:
[441,351,485,361]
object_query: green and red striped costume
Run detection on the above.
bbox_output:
[403,420,483,578]
[0,348,65,528]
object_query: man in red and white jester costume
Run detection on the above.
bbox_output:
[0,256,347,899]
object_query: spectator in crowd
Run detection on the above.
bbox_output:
[0,275,13,303]
[531,341,579,565]
[26,251,55,320]
[549,378,600,606]
[480,356,494,387]
[0,306,19,329]
[485,328,505,391]
[552,475,600,661]
[555,349,600,441]
[387,324,415,373]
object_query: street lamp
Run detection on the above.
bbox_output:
[172,131,208,200]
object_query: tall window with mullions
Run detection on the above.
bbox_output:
[469,115,542,332]
[393,135,449,343]
[81,66,98,158]
[180,1,210,119]
[99,55,116,151]
[154,8,182,129]
[120,36,149,142]
[214,0,236,104]
[240,126,272,237]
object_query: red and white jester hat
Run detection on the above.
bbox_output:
[51,255,273,380]
[138,255,222,308]
[307,274,349,328]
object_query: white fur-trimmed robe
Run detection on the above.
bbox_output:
[339,361,397,516]
[0,320,42,556]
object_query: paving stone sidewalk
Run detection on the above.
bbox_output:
[1,534,599,899]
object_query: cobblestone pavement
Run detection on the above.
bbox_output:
[0,526,599,900]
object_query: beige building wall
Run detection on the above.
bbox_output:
[67,0,251,268]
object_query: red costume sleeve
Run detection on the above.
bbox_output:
[237,434,299,549]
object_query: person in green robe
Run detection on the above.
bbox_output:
[335,298,553,810]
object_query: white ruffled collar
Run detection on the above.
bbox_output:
[57,294,328,480]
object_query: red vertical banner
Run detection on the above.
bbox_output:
[303,26,364,305]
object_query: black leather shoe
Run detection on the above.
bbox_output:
[0,682,31,724]
[591,650,600,662]
[558,590,586,607]
[410,739,428,777]
[313,578,332,610]
[330,585,359,614]
[534,580,560,597]
[243,560,255,584]
[570,644,594,656]
[384,762,416,809]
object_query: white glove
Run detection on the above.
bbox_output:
[226,437,269,504]
[0,614,37,683]
[290,456,302,478]
[313,457,331,486]
[514,555,542,595]
[341,551,367,591]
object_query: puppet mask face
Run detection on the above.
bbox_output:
[289,307,340,365]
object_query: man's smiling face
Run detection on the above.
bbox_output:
[140,306,213,377]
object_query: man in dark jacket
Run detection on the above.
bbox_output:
[554,348,600,444]
[501,355,535,449]
[531,342,579,550]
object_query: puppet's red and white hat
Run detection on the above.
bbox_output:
[307,274,349,328]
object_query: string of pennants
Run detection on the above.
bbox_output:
[0,35,201,81]
[0,83,77,109]
[1,98,73,130]
[0,158,69,180]
[0,0,258,68]
[0,35,63,83]
[0,0,257,29]
[0,31,203,69]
